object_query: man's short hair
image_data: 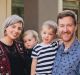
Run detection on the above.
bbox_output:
[57,10,77,25]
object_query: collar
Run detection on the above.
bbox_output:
[59,38,80,54]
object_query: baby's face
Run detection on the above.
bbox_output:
[23,35,37,49]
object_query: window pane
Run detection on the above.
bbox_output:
[12,0,24,18]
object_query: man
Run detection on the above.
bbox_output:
[52,10,80,75]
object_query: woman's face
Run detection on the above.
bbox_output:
[5,22,23,40]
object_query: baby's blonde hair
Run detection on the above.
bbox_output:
[23,30,39,43]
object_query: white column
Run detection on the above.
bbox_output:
[58,0,63,12]
[0,0,11,37]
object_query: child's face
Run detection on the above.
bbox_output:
[23,35,37,49]
[41,27,56,44]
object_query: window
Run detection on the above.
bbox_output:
[12,0,24,18]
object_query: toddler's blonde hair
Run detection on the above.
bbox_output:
[23,30,39,43]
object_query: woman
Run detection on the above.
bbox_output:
[0,15,24,75]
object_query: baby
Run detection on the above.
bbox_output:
[22,30,39,75]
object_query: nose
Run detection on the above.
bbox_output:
[63,25,68,32]
[45,33,49,38]
[14,28,19,33]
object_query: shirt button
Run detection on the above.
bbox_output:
[0,66,3,69]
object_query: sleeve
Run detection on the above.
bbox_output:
[31,46,38,59]
[51,41,59,49]
[0,42,11,74]
[76,62,80,75]
[76,45,80,75]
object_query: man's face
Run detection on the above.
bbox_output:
[58,16,77,42]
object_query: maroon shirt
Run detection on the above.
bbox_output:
[0,41,24,75]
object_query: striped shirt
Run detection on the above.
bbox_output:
[31,41,58,75]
